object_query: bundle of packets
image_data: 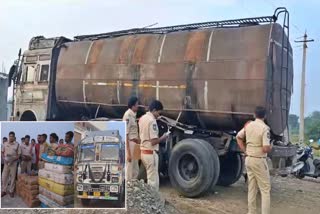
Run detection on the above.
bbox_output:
[16,174,41,208]
[39,146,74,208]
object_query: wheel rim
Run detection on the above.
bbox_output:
[178,153,199,181]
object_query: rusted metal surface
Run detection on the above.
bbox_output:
[55,23,293,135]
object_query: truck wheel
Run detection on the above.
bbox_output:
[168,139,216,197]
[217,152,243,186]
[191,139,220,192]
[81,199,91,207]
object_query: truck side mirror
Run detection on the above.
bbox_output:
[8,65,16,87]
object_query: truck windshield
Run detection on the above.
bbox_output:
[80,144,95,162]
[100,144,119,161]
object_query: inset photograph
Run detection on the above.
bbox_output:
[74,121,126,208]
[1,122,74,208]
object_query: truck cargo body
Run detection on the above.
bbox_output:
[55,23,293,135]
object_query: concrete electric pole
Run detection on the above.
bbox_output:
[295,33,314,143]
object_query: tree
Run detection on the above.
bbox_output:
[305,111,320,141]
[288,114,299,134]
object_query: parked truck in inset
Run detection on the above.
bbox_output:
[75,130,125,206]
[8,7,296,197]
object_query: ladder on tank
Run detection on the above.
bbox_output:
[274,7,291,137]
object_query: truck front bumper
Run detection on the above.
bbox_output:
[76,183,121,200]
[77,191,119,200]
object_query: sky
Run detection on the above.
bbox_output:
[106,121,126,143]
[0,121,74,144]
[0,0,319,116]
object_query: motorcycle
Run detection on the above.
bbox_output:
[291,145,320,179]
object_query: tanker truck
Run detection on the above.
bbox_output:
[8,7,296,197]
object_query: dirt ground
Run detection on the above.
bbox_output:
[160,175,320,214]
[2,175,319,213]
[1,193,29,208]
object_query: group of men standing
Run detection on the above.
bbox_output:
[1,131,74,198]
[124,98,272,214]
[123,97,169,191]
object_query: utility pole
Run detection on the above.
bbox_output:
[295,33,314,143]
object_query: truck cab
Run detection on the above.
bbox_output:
[75,130,125,206]
[11,36,70,121]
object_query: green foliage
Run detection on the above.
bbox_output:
[289,111,320,143]
[304,111,320,141]
[288,114,299,134]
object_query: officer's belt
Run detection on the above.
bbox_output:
[141,150,159,155]
[247,155,266,159]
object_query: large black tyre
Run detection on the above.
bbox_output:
[217,152,243,186]
[168,139,216,197]
[81,199,91,207]
[193,139,220,192]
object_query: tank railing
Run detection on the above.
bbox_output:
[74,15,278,41]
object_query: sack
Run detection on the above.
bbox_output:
[39,194,74,208]
[24,184,39,191]
[23,176,38,185]
[45,162,72,174]
[41,154,74,166]
[55,144,74,157]
[39,186,74,206]
[39,169,73,185]
[18,174,27,182]
[23,197,41,208]
[47,147,56,156]
[39,177,74,196]
[40,202,49,208]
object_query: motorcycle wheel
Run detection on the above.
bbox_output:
[295,171,305,179]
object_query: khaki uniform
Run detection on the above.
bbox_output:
[139,112,159,191]
[20,143,32,174]
[237,119,271,214]
[1,141,21,193]
[123,108,140,180]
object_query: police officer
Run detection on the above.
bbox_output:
[1,131,21,198]
[20,135,32,174]
[1,137,8,175]
[236,106,272,214]
[139,100,169,191]
[123,96,140,180]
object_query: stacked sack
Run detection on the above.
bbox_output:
[38,144,74,208]
[16,174,41,208]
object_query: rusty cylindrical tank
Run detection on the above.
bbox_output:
[55,23,293,135]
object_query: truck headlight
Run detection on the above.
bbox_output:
[110,185,118,193]
[77,184,83,191]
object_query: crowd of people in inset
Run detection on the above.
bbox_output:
[1,131,74,198]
